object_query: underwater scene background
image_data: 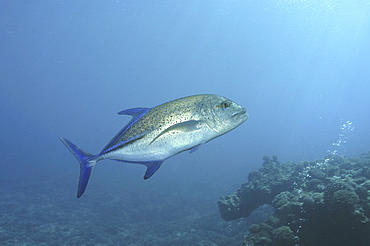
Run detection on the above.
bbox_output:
[1,0,370,245]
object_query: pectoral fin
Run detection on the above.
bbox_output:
[150,120,201,145]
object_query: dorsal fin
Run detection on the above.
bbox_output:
[101,107,151,152]
[100,130,150,155]
[117,107,150,117]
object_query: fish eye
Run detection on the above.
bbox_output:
[218,101,230,109]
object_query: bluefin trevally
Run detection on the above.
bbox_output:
[60,94,248,197]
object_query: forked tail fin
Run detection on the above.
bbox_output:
[59,137,97,198]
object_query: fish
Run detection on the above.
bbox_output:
[59,94,248,198]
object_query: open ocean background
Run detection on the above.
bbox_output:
[1,0,370,245]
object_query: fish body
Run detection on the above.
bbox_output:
[60,94,248,197]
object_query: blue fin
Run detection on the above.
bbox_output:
[100,130,150,155]
[189,143,204,153]
[59,137,97,198]
[143,161,164,179]
[117,107,150,117]
[102,107,151,151]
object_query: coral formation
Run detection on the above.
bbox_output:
[218,152,370,246]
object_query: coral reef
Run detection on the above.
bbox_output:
[218,152,370,246]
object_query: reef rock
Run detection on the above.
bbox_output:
[218,152,370,246]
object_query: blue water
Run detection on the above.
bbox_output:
[1,0,370,245]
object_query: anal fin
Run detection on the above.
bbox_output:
[143,160,164,179]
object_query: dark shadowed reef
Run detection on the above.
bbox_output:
[219,152,370,246]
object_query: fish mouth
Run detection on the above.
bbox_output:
[232,108,248,122]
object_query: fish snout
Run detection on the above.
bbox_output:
[232,107,248,123]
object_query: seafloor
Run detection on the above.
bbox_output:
[0,165,270,246]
